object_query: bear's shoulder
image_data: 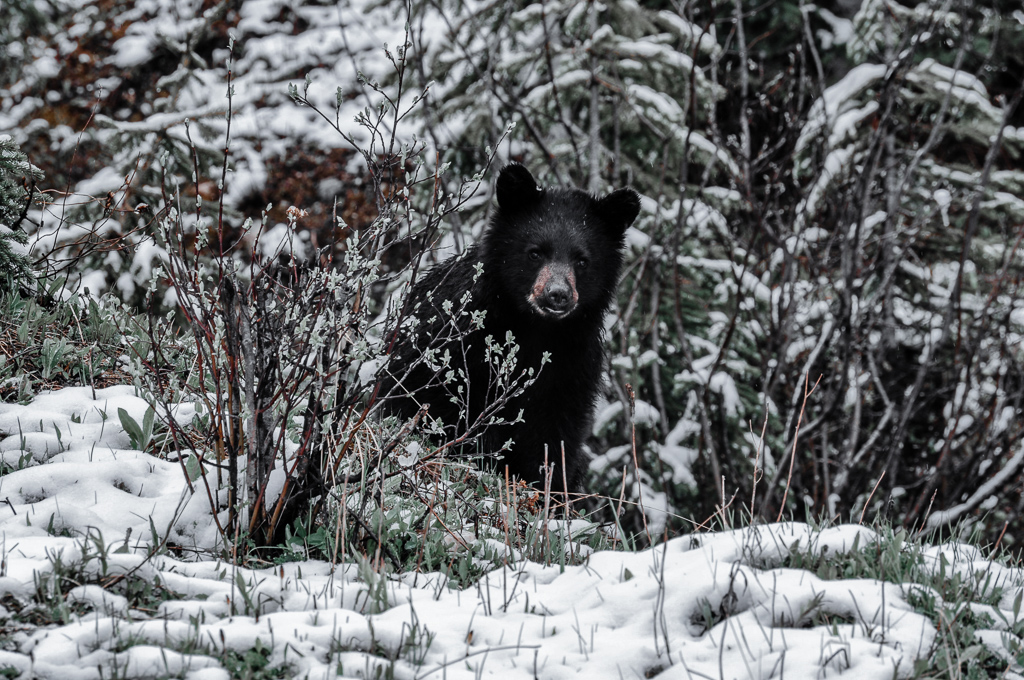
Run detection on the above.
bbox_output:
[400,245,497,335]
[407,244,484,305]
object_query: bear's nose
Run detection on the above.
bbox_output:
[542,283,572,311]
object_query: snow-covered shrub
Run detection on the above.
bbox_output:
[0,136,41,291]
[382,0,1024,543]
[1,0,411,305]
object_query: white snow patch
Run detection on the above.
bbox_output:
[0,387,1018,679]
[796,63,887,156]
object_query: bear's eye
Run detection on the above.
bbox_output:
[527,249,541,261]
[576,257,589,270]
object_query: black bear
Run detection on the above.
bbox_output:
[378,164,640,492]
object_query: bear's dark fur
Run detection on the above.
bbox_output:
[378,164,640,492]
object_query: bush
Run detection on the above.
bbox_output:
[0,136,41,293]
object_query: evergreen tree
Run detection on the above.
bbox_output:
[760,0,1024,529]
[0,136,41,292]
[405,0,731,191]
[394,0,1024,539]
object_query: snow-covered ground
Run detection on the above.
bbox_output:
[2,387,1024,679]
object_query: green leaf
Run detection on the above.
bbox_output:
[184,453,201,482]
[118,406,155,451]
[142,406,155,446]
[118,408,144,449]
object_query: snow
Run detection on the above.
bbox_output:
[3,387,1023,679]
[925,441,1024,530]
[795,63,887,157]
[708,372,740,417]
[111,32,160,69]
[654,12,719,56]
[654,418,701,488]
[0,387,222,552]
[522,70,591,108]
[815,8,853,47]
[592,400,624,436]
[631,399,660,427]
[907,59,1002,129]
[794,146,853,232]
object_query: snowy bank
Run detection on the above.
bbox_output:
[1,388,1023,679]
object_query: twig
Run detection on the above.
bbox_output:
[749,409,769,520]
[776,372,821,522]
[626,384,652,545]
[859,471,885,525]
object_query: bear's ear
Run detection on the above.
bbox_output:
[598,188,641,234]
[496,163,540,212]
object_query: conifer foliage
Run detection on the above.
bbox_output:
[395,0,1024,539]
[0,136,40,291]
[404,0,730,192]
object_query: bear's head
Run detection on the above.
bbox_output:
[483,163,641,322]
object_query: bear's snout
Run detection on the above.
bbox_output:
[543,282,572,310]
[529,262,579,318]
